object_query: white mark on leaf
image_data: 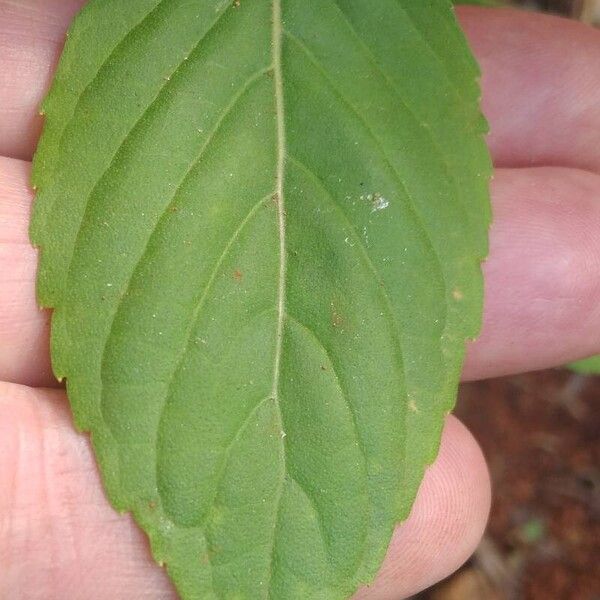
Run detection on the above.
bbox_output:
[371,194,389,212]
[360,192,389,213]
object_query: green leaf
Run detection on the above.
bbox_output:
[568,355,600,374]
[31,1,491,598]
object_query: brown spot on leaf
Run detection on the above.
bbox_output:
[331,303,344,329]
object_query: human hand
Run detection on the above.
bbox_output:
[1,3,599,598]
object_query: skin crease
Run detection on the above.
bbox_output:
[0,2,598,599]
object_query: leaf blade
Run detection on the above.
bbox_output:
[31,1,491,598]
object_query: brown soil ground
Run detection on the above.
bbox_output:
[420,371,599,600]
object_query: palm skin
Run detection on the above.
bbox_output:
[1,3,599,599]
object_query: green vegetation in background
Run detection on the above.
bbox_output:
[569,356,600,374]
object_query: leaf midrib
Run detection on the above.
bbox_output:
[271,0,286,405]
[267,0,287,594]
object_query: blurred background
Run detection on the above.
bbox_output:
[422,371,599,600]
[512,0,600,23]
[420,2,600,598]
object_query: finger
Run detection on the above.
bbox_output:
[3,160,600,385]
[457,6,600,174]
[0,382,490,600]
[354,416,491,599]
[0,0,85,160]
[0,156,54,387]
[0,382,177,599]
[1,4,600,172]
[464,166,600,380]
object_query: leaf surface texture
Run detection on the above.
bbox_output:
[31,1,491,598]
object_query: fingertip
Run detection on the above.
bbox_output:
[456,6,600,174]
[465,167,600,380]
[0,0,87,160]
[355,415,490,599]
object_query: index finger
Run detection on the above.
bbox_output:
[1,4,599,174]
[0,0,85,160]
[457,6,600,175]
